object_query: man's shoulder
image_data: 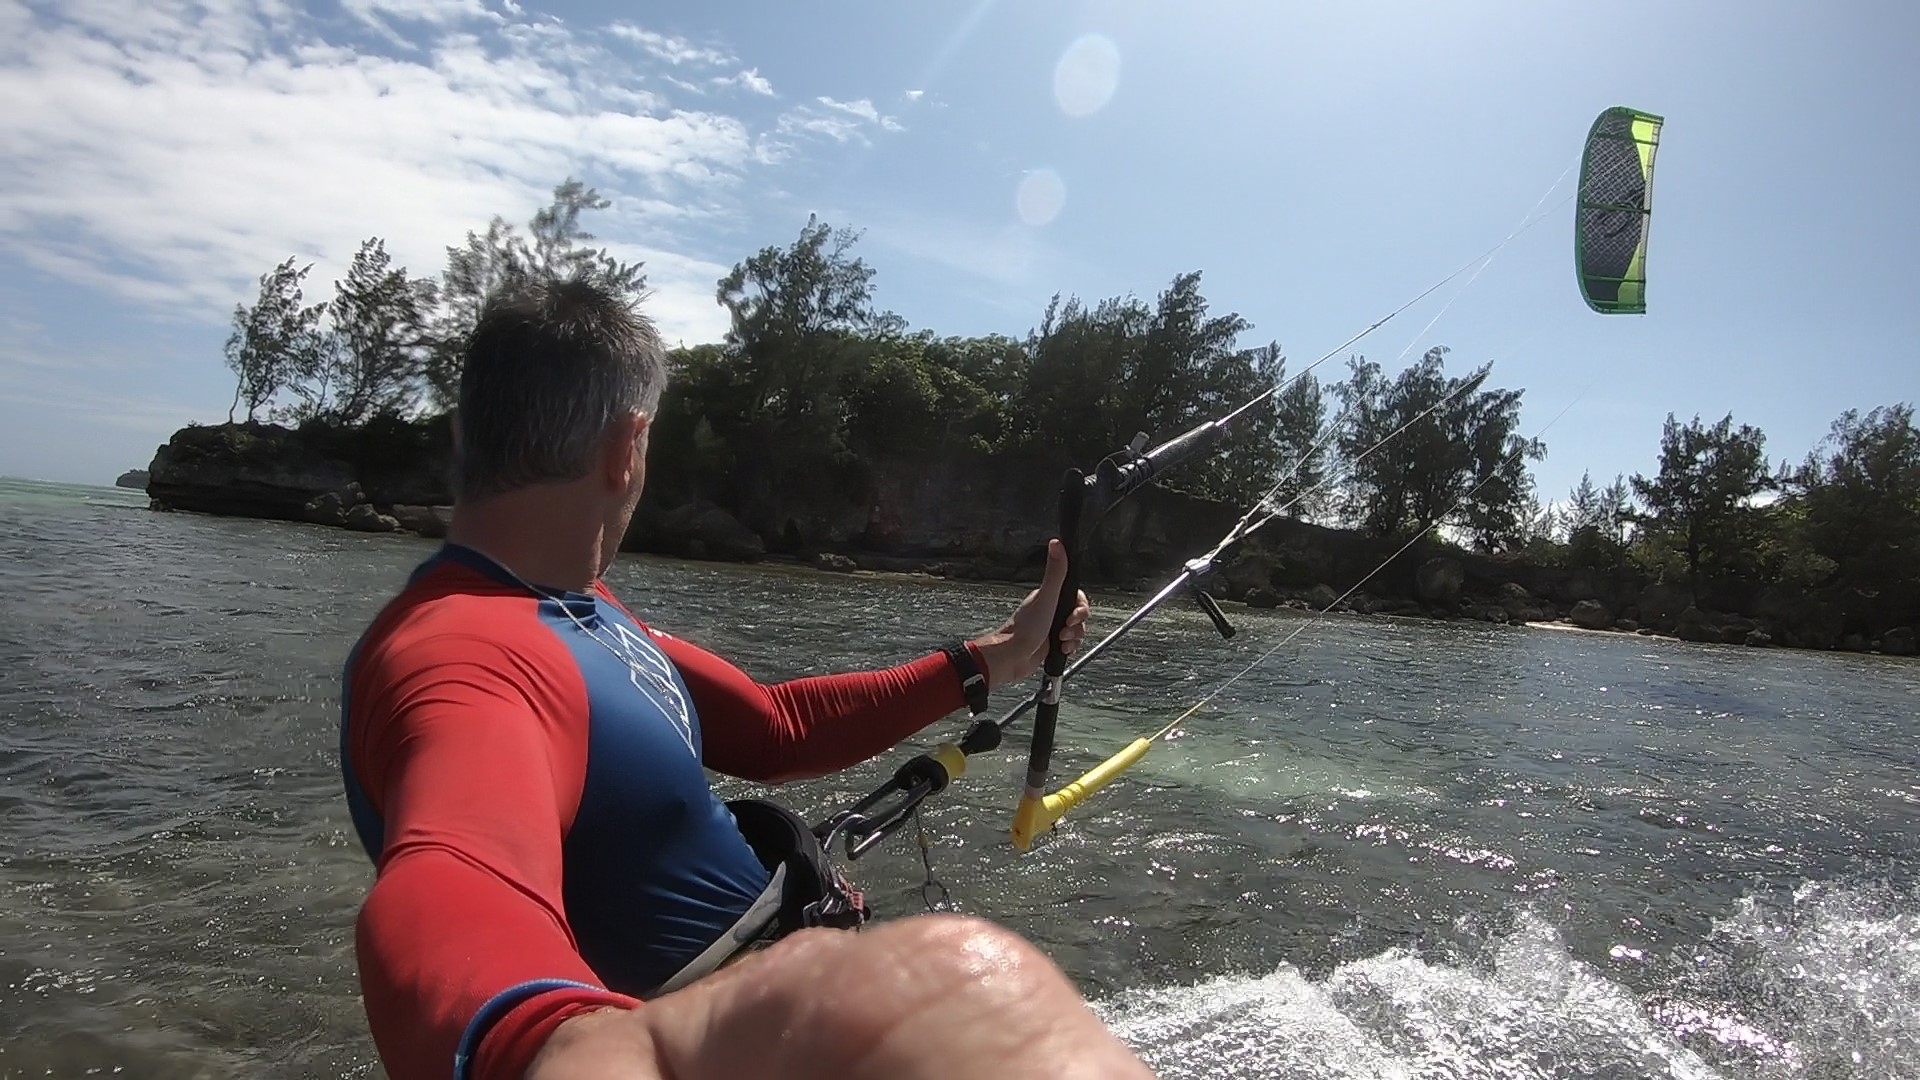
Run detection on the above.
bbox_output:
[592,579,679,644]
[351,570,569,684]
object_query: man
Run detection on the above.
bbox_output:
[339,276,1142,1080]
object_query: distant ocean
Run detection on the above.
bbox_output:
[3,478,1916,1078]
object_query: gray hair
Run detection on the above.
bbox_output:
[452,275,668,501]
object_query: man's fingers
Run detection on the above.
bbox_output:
[638,916,1154,1080]
[1037,538,1069,601]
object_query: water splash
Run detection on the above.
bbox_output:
[1657,879,1920,1077]
[1095,882,1917,1079]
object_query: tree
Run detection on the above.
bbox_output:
[223,257,328,423]
[423,179,648,408]
[1000,272,1285,507]
[717,213,883,438]
[1629,412,1772,588]
[1331,347,1543,548]
[1264,362,1329,519]
[1559,469,1633,569]
[1787,403,1920,591]
[282,238,437,427]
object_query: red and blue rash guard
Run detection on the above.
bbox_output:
[339,543,979,1080]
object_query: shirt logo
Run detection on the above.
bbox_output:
[600,618,696,756]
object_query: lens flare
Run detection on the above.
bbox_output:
[1053,33,1120,118]
[1016,168,1067,227]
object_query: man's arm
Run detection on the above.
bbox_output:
[650,632,978,784]
[625,539,1090,785]
[348,633,641,1080]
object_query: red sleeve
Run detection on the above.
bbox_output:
[642,628,981,785]
[348,630,641,1080]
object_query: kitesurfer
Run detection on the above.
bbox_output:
[337,275,1102,1080]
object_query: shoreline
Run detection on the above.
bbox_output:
[128,417,1917,664]
[179,504,1911,662]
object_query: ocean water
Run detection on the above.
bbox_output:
[2,476,1916,1078]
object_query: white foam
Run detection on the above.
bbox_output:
[1094,884,1919,1078]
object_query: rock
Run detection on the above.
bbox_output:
[115,468,149,489]
[391,504,452,539]
[302,484,364,527]
[1220,554,1275,601]
[1497,581,1555,623]
[147,422,359,522]
[1744,629,1773,648]
[1885,627,1917,657]
[1636,583,1693,633]
[1568,600,1613,631]
[1346,593,1389,616]
[1416,558,1465,605]
[659,502,765,562]
[1753,587,1844,651]
[1245,587,1281,609]
[344,504,399,533]
[1553,571,1602,604]
[813,553,858,573]
[1675,607,1719,644]
[1717,615,1761,646]
[1304,584,1341,611]
[1842,633,1870,653]
[1616,618,1641,632]
[1635,627,1655,636]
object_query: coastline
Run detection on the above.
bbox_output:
[129,421,1920,662]
[134,496,1920,662]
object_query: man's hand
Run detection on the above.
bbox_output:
[972,538,1092,691]
[524,915,1156,1080]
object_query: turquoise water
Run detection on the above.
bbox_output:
[2,478,1916,1078]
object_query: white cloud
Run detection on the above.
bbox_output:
[344,0,499,25]
[606,22,734,67]
[713,67,775,96]
[775,96,904,145]
[0,3,826,346]
[905,89,925,101]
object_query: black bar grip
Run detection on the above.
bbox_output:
[1192,586,1236,639]
[1024,467,1086,789]
[1102,419,1226,499]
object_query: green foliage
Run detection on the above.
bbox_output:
[1265,356,1330,518]
[1331,347,1543,549]
[421,179,648,408]
[998,272,1292,508]
[223,258,329,424]
[209,180,1919,617]
[1789,404,1920,588]
[1629,412,1773,587]
[1556,469,1633,571]
[715,214,886,450]
[280,238,437,427]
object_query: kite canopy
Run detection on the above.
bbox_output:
[1575,106,1663,314]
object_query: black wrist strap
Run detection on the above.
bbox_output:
[942,644,990,716]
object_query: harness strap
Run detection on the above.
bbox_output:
[646,798,869,997]
[648,862,789,997]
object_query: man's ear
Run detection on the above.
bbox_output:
[601,410,650,490]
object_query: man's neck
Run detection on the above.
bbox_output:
[447,485,609,594]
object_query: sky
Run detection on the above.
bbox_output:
[1,0,1915,501]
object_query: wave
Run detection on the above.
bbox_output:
[1094,880,1918,1079]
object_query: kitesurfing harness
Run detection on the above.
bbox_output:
[649,797,872,996]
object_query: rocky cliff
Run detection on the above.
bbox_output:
[142,420,1916,657]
